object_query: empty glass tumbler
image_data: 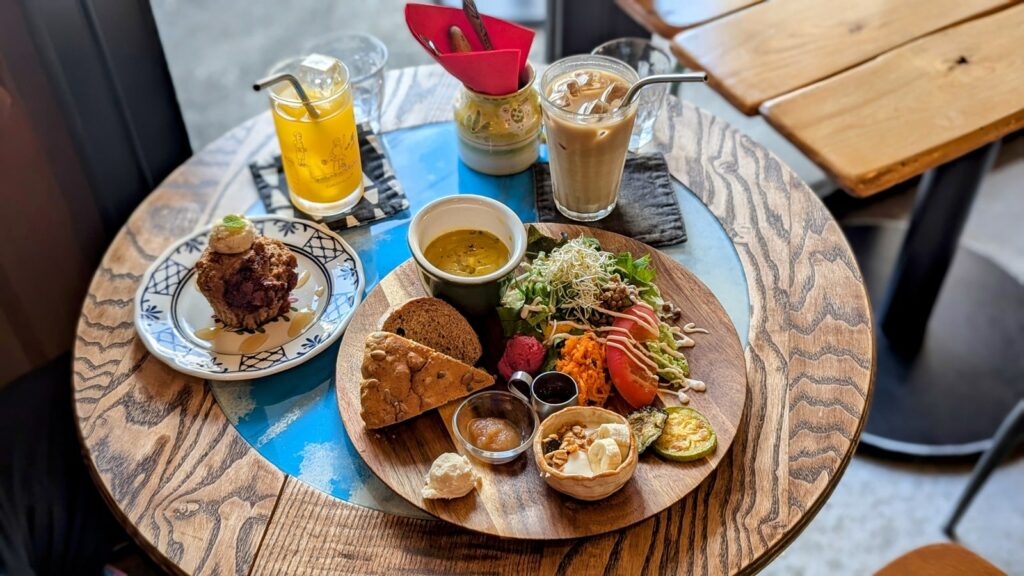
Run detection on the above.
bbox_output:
[592,38,672,150]
[304,33,388,133]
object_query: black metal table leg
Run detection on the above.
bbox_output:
[879,143,1001,352]
[843,141,1024,456]
[944,400,1024,538]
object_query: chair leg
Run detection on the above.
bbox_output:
[943,399,1024,538]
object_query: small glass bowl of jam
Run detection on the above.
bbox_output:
[453,391,538,464]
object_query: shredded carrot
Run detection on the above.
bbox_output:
[555,332,610,406]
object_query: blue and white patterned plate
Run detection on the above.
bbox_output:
[134,216,364,381]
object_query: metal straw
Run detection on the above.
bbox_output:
[619,72,709,109]
[252,74,320,119]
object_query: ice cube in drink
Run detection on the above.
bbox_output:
[297,53,345,99]
[541,60,637,221]
[267,55,363,217]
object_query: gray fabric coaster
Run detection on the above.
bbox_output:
[533,153,686,246]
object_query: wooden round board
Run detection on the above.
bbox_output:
[335,224,747,540]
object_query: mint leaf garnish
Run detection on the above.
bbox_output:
[222,214,246,230]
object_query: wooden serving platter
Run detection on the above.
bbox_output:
[335,224,747,540]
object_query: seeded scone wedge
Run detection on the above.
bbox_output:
[359,331,494,429]
[381,297,482,365]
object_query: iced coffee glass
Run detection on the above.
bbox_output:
[540,55,640,221]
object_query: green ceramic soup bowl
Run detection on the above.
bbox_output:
[408,195,526,316]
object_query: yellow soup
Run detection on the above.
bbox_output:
[424,229,510,277]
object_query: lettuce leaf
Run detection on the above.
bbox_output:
[526,225,569,259]
[610,252,663,307]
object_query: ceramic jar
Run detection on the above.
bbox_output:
[453,63,541,176]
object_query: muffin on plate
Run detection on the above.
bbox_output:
[195,215,297,330]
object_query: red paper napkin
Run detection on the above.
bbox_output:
[405,3,534,95]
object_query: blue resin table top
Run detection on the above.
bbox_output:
[209,122,749,517]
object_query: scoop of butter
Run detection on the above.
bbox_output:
[422,452,480,500]
[596,423,631,455]
[209,215,256,254]
[588,438,623,474]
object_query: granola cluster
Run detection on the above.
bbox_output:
[541,424,595,470]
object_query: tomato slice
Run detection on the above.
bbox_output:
[611,304,659,342]
[605,304,660,408]
[606,342,658,408]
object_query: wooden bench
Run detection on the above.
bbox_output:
[671,0,1016,116]
[761,3,1024,196]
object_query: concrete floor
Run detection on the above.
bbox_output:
[152,1,1023,573]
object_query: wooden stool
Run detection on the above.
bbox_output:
[876,543,1006,576]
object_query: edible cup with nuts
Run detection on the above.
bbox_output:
[534,406,637,501]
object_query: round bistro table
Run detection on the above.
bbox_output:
[73,65,875,575]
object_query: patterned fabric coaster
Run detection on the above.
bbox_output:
[250,123,409,230]
[534,153,687,247]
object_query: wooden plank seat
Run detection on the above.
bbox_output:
[875,543,1006,576]
[761,4,1024,196]
[615,0,764,38]
[671,0,1018,115]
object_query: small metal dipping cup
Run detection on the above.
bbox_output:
[507,371,580,420]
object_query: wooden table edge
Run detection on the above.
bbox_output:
[70,214,292,576]
[761,95,1024,197]
[740,193,880,572]
[667,38,761,116]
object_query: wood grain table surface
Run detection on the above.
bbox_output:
[73,64,875,575]
[650,0,1024,196]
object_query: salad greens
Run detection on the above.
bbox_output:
[498,228,665,337]
[497,226,704,397]
[525,224,568,259]
[610,252,662,308]
[646,324,690,383]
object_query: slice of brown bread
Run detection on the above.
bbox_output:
[381,297,482,365]
[359,332,494,429]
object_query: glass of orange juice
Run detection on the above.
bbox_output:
[266,55,363,217]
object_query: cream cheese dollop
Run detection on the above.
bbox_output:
[422,453,479,500]
[209,215,256,254]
